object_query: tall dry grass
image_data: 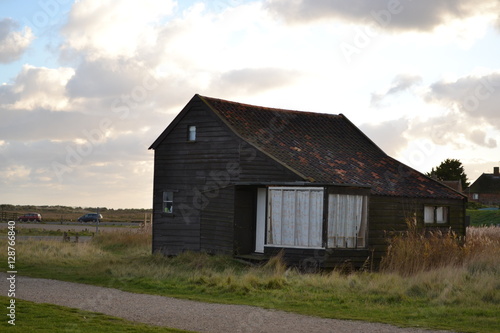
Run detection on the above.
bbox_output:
[381,221,500,276]
[14,239,109,266]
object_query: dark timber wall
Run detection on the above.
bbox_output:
[368,195,467,268]
[152,99,301,255]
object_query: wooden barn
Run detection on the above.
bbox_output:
[149,94,467,269]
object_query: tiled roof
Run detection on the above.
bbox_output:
[440,180,463,193]
[469,173,500,194]
[200,95,465,199]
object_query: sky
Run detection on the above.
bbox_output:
[1,0,499,209]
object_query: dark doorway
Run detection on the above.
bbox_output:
[234,187,257,254]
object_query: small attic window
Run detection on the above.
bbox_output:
[188,125,196,142]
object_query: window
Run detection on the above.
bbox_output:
[163,191,173,213]
[424,206,448,224]
[267,187,323,248]
[472,193,479,200]
[188,125,196,141]
[327,194,368,248]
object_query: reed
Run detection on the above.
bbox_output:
[380,222,500,276]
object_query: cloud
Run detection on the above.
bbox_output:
[212,67,302,95]
[0,65,74,111]
[0,18,34,63]
[66,58,160,99]
[425,72,500,120]
[470,129,497,148]
[371,74,422,107]
[61,0,176,59]
[265,0,499,32]
[359,117,410,156]
[370,71,500,150]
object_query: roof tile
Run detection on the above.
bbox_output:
[200,95,465,199]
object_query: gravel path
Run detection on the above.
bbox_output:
[1,273,454,333]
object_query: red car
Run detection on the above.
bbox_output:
[18,213,42,222]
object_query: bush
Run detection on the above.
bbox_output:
[467,201,486,210]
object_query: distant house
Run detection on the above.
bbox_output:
[467,167,500,205]
[149,94,467,269]
[440,180,463,193]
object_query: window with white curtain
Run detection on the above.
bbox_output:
[424,206,448,224]
[327,194,368,248]
[267,187,324,248]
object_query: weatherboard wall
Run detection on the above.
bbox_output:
[152,98,302,255]
[368,195,467,266]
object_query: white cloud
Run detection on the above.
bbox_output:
[0,165,30,183]
[371,74,422,107]
[0,18,34,63]
[1,65,74,111]
[62,0,176,60]
[359,118,410,156]
[212,67,302,95]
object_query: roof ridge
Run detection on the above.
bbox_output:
[199,94,342,118]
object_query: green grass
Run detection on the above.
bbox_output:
[467,209,500,226]
[0,297,190,332]
[4,228,500,333]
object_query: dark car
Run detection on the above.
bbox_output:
[77,213,103,222]
[18,213,42,222]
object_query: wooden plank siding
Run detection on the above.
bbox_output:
[152,100,240,255]
[368,195,467,268]
[152,99,302,255]
[200,187,235,254]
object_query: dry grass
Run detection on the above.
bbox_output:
[15,239,109,265]
[381,221,500,276]
[7,225,500,332]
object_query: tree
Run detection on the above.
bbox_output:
[426,158,470,189]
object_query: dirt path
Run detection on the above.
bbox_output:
[1,273,455,333]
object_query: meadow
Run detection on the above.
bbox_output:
[1,225,499,333]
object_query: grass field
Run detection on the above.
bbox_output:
[3,225,499,333]
[467,209,500,226]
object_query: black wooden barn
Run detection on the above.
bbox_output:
[149,94,467,269]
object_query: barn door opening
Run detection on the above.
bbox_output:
[234,188,256,255]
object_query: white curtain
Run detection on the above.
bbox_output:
[327,194,367,248]
[424,206,435,223]
[267,187,324,247]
